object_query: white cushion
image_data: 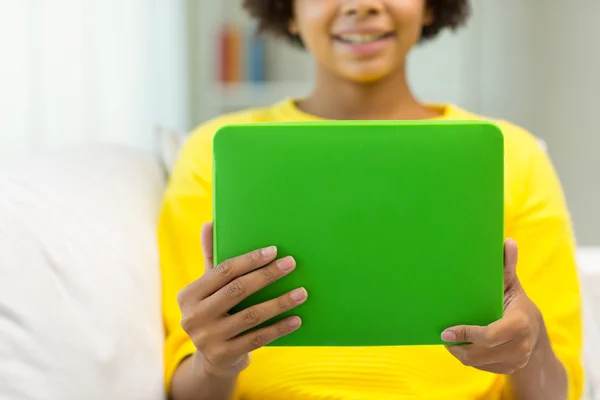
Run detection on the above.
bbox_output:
[155,126,187,175]
[579,247,600,398]
[0,145,167,400]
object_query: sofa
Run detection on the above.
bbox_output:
[0,142,598,399]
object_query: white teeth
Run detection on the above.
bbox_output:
[339,33,385,44]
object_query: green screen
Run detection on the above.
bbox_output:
[213,120,504,347]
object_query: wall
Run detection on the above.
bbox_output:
[529,2,600,246]
[476,1,600,245]
[0,0,190,161]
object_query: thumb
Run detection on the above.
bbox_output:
[201,222,214,269]
[503,238,520,289]
[442,324,487,345]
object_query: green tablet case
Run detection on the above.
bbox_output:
[212,120,504,347]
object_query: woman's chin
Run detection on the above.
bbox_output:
[337,62,399,85]
[343,69,394,84]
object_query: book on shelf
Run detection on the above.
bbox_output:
[218,23,266,85]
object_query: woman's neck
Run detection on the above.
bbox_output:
[297,66,440,121]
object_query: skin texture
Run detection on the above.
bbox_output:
[171,1,569,399]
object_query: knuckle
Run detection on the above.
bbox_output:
[246,249,260,264]
[260,265,277,283]
[515,312,530,332]
[180,314,195,333]
[456,326,467,338]
[242,307,263,325]
[276,322,288,337]
[277,295,291,311]
[224,280,246,299]
[176,288,188,308]
[177,277,210,310]
[180,307,205,334]
[192,330,211,348]
[250,331,266,348]
[214,260,234,277]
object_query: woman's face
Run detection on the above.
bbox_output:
[291,0,432,83]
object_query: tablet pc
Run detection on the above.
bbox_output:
[212,120,504,347]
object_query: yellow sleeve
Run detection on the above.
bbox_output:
[158,107,270,394]
[504,136,584,399]
[157,124,215,392]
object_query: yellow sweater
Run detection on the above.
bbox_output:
[158,100,583,400]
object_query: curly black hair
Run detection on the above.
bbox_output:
[243,0,470,47]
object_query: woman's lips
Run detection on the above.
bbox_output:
[332,32,395,57]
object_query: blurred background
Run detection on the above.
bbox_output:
[0,0,598,245]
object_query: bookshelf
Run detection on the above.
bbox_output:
[191,0,314,124]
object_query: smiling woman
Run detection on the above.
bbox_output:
[160,1,584,400]
[245,0,468,85]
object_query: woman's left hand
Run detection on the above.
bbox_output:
[441,239,545,375]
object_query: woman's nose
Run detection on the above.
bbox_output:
[340,0,384,17]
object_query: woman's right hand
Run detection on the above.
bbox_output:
[177,222,308,378]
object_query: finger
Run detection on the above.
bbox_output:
[201,222,214,270]
[445,341,514,368]
[219,287,308,339]
[504,238,520,288]
[208,256,297,315]
[443,309,525,347]
[177,245,279,307]
[228,315,302,354]
[441,325,489,345]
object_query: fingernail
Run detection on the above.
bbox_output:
[277,256,296,271]
[288,316,302,329]
[261,246,276,257]
[441,330,457,342]
[290,287,307,302]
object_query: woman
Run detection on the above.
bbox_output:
[158,1,583,399]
